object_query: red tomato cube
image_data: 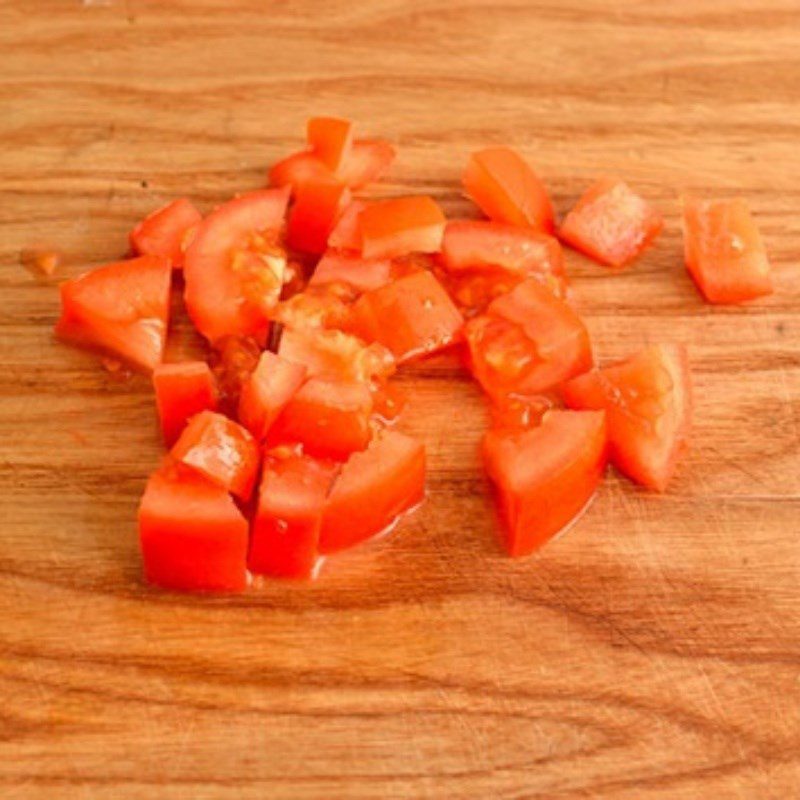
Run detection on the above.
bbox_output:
[287,182,351,255]
[129,197,202,269]
[153,361,218,446]
[310,251,393,293]
[307,116,354,174]
[359,196,446,259]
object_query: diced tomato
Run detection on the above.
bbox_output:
[170,410,260,501]
[271,285,355,332]
[490,394,556,433]
[310,251,393,293]
[337,139,395,189]
[238,350,307,441]
[268,378,373,460]
[208,335,262,413]
[248,452,338,579]
[183,188,290,342]
[359,197,446,259]
[287,183,351,255]
[153,361,218,446]
[269,150,337,194]
[562,344,691,491]
[328,200,367,250]
[307,116,354,174]
[463,147,554,232]
[129,198,202,269]
[56,254,171,372]
[371,382,408,425]
[319,430,425,553]
[465,278,592,400]
[138,460,248,593]
[682,196,772,304]
[558,178,663,268]
[351,270,464,363]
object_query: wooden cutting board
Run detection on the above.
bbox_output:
[1,1,799,796]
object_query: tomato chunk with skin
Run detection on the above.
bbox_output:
[465,278,592,400]
[129,198,202,269]
[352,270,464,363]
[170,410,260,501]
[56,254,171,372]
[248,452,339,579]
[269,150,337,195]
[310,251,393,293]
[484,410,607,557]
[271,285,355,332]
[268,378,373,460]
[307,117,354,174]
[559,178,663,268]
[359,197,446,259]
[138,461,248,593]
[153,361,218,446]
[463,147,554,232]
[682,196,772,304]
[562,344,691,492]
[328,200,367,251]
[337,139,395,189]
[183,188,290,343]
[320,430,425,553]
[287,182,351,255]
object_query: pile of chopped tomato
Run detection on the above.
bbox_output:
[58,113,781,592]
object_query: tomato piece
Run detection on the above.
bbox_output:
[562,344,691,492]
[351,270,464,363]
[153,361,218,446]
[238,350,307,441]
[183,188,290,343]
[337,139,395,189]
[56,254,171,372]
[129,198,202,269]
[328,199,367,251]
[268,378,373,460]
[359,197,446,259]
[208,334,262,415]
[319,430,425,553]
[138,461,248,593]
[489,394,556,433]
[463,147,554,232]
[310,251,393,293]
[484,410,606,557]
[271,285,355,332]
[269,150,337,194]
[465,278,592,400]
[307,116,354,174]
[371,382,408,425]
[248,452,339,579]
[170,410,260,501]
[681,196,772,304]
[287,182,351,255]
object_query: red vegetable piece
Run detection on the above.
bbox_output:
[484,409,607,557]
[287,182,351,255]
[562,344,691,492]
[463,147,554,232]
[310,251,393,293]
[56,254,171,372]
[170,410,260,501]
[328,200,367,251]
[307,116,354,174]
[682,196,772,304]
[138,461,249,593]
[129,198,202,269]
[337,139,395,189]
[269,150,337,194]
[153,361,218,446]
[465,278,592,400]
[359,197,446,259]
[271,285,355,332]
[319,430,426,553]
[490,394,556,433]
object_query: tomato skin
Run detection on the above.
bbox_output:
[129,198,202,269]
[287,183,351,255]
[682,196,772,304]
[351,270,464,363]
[138,461,248,593]
[328,200,367,251]
[248,453,339,580]
[170,410,260,501]
[310,251,393,293]
[562,344,691,492]
[359,197,446,259]
[56,254,171,373]
[183,188,290,343]
[307,117,354,174]
[484,410,607,557]
[465,278,592,400]
[337,139,395,189]
[153,361,218,446]
[319,430,425,553]
[463,147,554,232]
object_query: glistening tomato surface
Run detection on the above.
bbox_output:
[359,196,446,259]
[287,182,351,255]
[129,197,202,269]
[153,361,218,446]
[307,116,354,174]
[310,251,393,293]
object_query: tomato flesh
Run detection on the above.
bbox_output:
[328,200,367,251]
[310,251,393,293]
[307,116,354,174]
[129,198,202,269]
[337,139,395,189]
[153,361,218,446]
[484,410,607,557]
[359,197,446,259]
[562,344,691,491]
[287,182,351,255]
[271,285,355,332]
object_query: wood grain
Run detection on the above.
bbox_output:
[2,1,800,796]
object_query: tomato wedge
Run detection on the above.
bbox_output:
[310,251,393,293]
[183,188,290,343]
[153,361,218,446]
[682,196,772,304]
[56,254,171,372]
[359,197,446,259]
[328,199,367,250]
[129,198,202,269]
[484,410,607,557]
[351,270,464,362]
[562,344,691,492]
[248,452,339,579]
[319,430,425,553]
[138,460,249,593]
[463,147,554,232]
[307,116,354,174]
[287,182,351,255]
[465,278,592,400]
[337,139,395,189]
[170,410,260,501]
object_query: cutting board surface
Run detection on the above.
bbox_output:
[1,1,800,797]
